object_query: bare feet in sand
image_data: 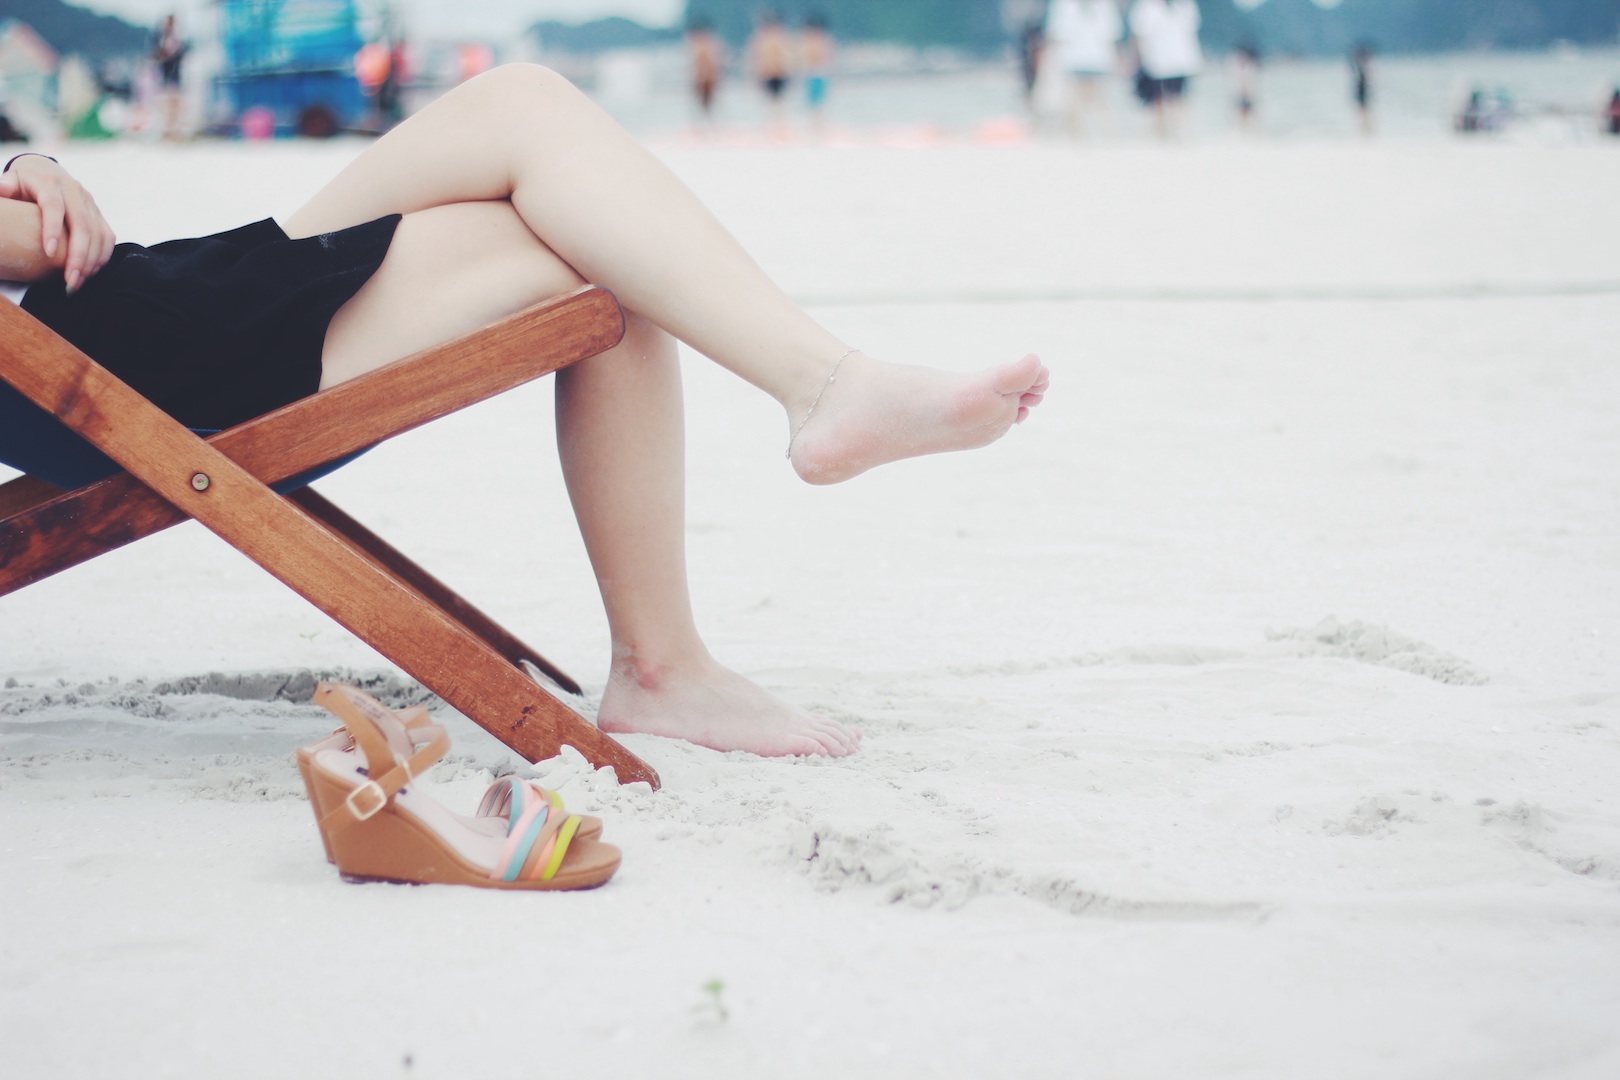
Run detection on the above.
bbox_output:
[593,354,1045,757]
[788,352,1050,485]
[597,657,862,758]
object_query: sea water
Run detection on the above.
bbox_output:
[594,46,1620,142]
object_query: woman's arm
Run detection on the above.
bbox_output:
[0,155,117,290]
[0,195,67,283]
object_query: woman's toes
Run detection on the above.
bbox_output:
[993,353,1044,394]
[815,720,859,754]
[793,735,831,757]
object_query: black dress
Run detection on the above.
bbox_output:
[4,215,399,489]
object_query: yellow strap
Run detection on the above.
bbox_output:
[540,816,584,881]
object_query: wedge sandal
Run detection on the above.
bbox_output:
[296,682,620,890]
[294,701,604,865]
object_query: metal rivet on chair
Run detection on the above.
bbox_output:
[190,472,210,492]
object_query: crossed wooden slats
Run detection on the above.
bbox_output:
[0,286,659,788]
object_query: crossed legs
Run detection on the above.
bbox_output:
[287,64,1048,757]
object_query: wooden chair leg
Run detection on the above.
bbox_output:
[0,475,63,520]
[1,472,189,597]
[203,460,657,784]
[289,487,583,695]
[0,294,658,788]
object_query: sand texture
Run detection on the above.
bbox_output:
[3,137,1619,1078]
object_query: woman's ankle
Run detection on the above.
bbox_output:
[606,642,715,692]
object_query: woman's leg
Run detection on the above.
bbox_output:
[321,200,859,755]
[287,64,1047,484]
[556,311,859,756]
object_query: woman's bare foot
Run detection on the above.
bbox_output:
[597,656,861,758]
[788,352,1049,485]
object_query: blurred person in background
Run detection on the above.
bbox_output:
[0,83,27,143]
[377,36,408,128]
[1018,19,1045,114]
[1605,88,1620,136]
[1350,41,1375,136]
[686,18,724,129]
[1044,0,1123,138]
[1129,0,1201,138]
[1231,40,1259,133]
[800,13,834,134]
[150,13,187,140]
[750,11,792,136]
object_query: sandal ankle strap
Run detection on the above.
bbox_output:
[312,683,451,835]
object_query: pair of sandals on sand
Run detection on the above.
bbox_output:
[296,683,621,891]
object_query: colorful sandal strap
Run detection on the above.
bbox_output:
[476,776,568,825]
[486,778,585,883]
[537,816,584,881]
[492,792,551,882]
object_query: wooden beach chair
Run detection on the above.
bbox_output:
[0,286,660,789]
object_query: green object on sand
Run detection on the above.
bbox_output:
[68,98,116,141]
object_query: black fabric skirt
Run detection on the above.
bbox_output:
[21,214,400,431]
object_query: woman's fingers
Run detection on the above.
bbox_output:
[3,156,117,286]
[78,192,115,279]
[63,185,115,289]
[35,185,65,262]
[63,188,93,291]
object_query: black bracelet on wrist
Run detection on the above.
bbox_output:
[3,152,59,174]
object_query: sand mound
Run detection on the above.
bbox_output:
[1265,616,1488,685]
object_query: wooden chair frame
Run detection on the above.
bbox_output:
[0,286,660,788]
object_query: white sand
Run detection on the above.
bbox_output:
[3,135,1619,1078]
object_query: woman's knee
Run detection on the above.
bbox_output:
[621,311,676,362]
[469,63,587,110]
[564,311,675,389]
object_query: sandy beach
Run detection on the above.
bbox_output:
[3,132,1619,1077]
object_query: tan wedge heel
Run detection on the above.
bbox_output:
[296,683,621,891]
[294,701,605,867]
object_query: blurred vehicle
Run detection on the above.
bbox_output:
[215,0,366,136]
[1455,87,1513,133]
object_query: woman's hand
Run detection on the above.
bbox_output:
[0,155,116,292]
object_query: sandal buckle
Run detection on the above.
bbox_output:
[345,781,388,822]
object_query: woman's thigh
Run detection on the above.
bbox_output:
[319,199,584,389]
[285,65,579,239]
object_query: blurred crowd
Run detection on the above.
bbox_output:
[1017,0,1620,140]
[684,10,837,137]
[1,1,1617,145]
[1019,0,1378,138]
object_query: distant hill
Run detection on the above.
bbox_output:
[681,0,1620,55]
[528,17,681,54]
[2,0,149,62]
[1199,0,1620,56]
[684,0,1006,55]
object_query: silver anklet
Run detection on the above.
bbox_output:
[786,347,858,459]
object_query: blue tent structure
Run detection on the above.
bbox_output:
[216,0,366,136]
